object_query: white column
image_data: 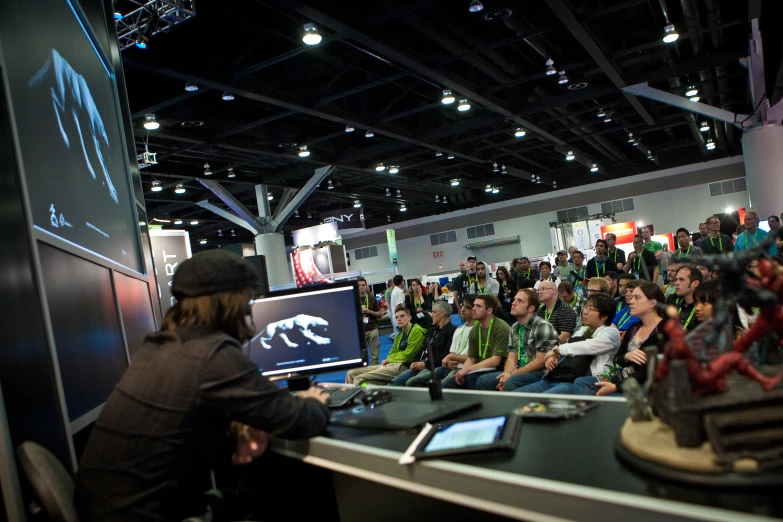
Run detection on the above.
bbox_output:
[254,233,291,287]
[742,124,783,216]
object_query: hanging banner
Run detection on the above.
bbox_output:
[571,221,591,251]
[322,208,365,234]
[387,228,398,266]
[149,229,192,314]
[292,221,338,247]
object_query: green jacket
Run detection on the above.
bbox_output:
[387,324,428,364]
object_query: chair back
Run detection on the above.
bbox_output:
[16,441,80,522]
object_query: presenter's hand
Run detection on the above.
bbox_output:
[230,423,269,465]
[595,382,618,396]
[297,386,329,405]
[625,350,647,365]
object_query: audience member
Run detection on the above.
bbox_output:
[453,256,477,305]
[473,261,500,296]
[389,301,455,386]
[358,277,383,366]
[612,279,642,333]
[404,278,432,329]
[625,234,659,283]
[702,216,733,254]
[559,281,585,329]
[672,227,703,260]
[586,240,618,278]
[605,233,626,267]
[554,251,572,281]
[536,280,576,344]
[475,289,558,392]
[641,225,664,261]
[346,306,426,386]
[663,261,681,298]
[768,215,783,254]
[496,266,517,314]
[735,211,776,254]
[602,271,620,301]
[567,246,578,263]
[443,295,510,389]
[586,277,611,296]
[568,250,587,295]
[389,275,406,338]
[670,265,702,331]
[534,261,561,291]
[694,222,708,249]
[516,257,540,289]
[516,294,620,394]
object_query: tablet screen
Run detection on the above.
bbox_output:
[422,416,507,453]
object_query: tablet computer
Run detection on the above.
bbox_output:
[412,414,521,459]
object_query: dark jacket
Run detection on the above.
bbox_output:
[405,293,432,329]
[417,322,457,368]
[585,257,618,278]
[76,326,329,522]
[610,321,670,389]
[496,278,518,312]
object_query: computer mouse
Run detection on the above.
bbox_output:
[362,389,393,405]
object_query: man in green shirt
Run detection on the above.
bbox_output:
[442,295,510,389]
[642,225,664,267]
[346,306,427,386]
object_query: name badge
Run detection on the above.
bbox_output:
[417,312,425,319]
[504,297,511,303]
[363,317,369,324]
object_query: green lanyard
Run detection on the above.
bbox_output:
[477,317,495,359]
[682,307,696,329]
[593,259,605,276]
[609,249,617,263]
[525,269,531,279]
[502,282,508,291]
[633,253,642,271]
[617,308,632,329]
[456,326,469,354]
[478,280,486,293]
[709,235,722,252]
[364,295,369,308]
[574,267,584,286]
[570,294,578,309]
[678,246,691,258]
[544,304,555,322]
[517,324,527,364]
[749,230,760,247]
[414,297,421,308]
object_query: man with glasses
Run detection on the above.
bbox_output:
[536,280,576,344]
[586,277,611,297]
[702,216,733,254]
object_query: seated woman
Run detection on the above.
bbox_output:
[513,294,620,394]
[573,282,669,396]
[405,278,432,329]
[495,266,517,315]
[430,281,446,301]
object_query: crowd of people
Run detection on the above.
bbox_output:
[348,212,783,397]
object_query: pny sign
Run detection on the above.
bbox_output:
[321,208,366,233]
[323,214,357,224]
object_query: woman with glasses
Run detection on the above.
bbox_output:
[405,278,432,329]
[574,282,669,396]
[495,266,517,314]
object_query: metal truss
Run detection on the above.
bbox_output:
[115,0,196,51]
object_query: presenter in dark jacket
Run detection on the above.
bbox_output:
[76,250,330,522]
[405,278,432,329]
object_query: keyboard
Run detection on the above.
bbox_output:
[320,386,364,409]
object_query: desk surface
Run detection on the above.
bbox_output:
[274,387,781,522]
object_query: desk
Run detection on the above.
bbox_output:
[272,387,781,522]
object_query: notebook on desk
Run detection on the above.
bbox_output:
[331,399,482,430]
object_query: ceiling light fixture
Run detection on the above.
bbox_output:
[435,151,443,157]
[468,0,484,12]
[184,82,198,92]
[218,229,223,237]
[552,181,558,188]
[385,187,391,196]
[536,176,541,184]
[557,71,569,85]
[685,86,698,97]
[389,165,400,174]
[387,215,391,222]
[689,96,700,103]
[700,121,710,132]
[267,192,273,201]
[295,210,300,218]
[596,108,607,118]
[365,130,374,138]
[190,220,198,225]
[375,163,386,172]
[492,187,500,194]
[447,154,455,160]
[174,220,183,225]
[514,127,526,138]
[307,212,312,219]
[231,229,236,237]
[706,139,716,150]
[662,24,679,43]
[457,99,471,111]
[400,204,407,212]
[298,145,310,157]
[354,199,362,208]
[493,162,499,173]
[590,163,599,172]
[627,132,635,143]
[199,239,207,245]
[143,113,159,130]
[565,150,575,161]
[545,58,557,76]
[604,113,613,123]
[151,181,162,192]
[203,162,212,176]
[174,184,185,194]
[485,184,492,192]
[227,167,235,178]
[443,196,448,204]
[221,92,234,101]
[327,179,334,189]
[501,165,507,175]
[396,189,402,197]
[345,124,355,133]
[302,23,322,46]
[450,178,460,186]
[441,89,455,104]
[435,195,440,202]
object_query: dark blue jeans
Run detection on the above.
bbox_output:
[475,370,545,391]
[441,370,486,390]
[388,368,421,386]
[572,376,623,396]
[513,379,575,394]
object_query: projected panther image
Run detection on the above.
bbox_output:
[0,0,141,272]
[244,285,365,377]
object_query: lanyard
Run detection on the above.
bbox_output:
[593,259,605,276]
[517,324,527,363]
[502,282,508,291]
[544,304,555,322]
[414,298,421,308]
[678,246,691,258]
[748,230,760,247]
[609,249,617,263]
[633,253,642,271]
[525,268,531,279]
[456,326,469,354]
[683,307,696,329]
[574,267,584,286]
[477,280,486,293]
[617,308,633,329]
[478,317,495,359]
[709,235,722,252]
[364,295,369,308]
[570,294,578,309]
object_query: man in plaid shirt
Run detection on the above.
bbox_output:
[475,289,558,392]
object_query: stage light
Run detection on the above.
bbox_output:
[389,165,400,174]
[558,71,568,84]
[299,145,310,157]
[726,207,734,213]
[345,124,355,132]
[174,184,185,194]
[685,86,698,97]
[203,163,212,176]
[514,128,526,138]
[545,58,557,76]
[302,23,322,46]
[354,199,362,208]
[222,92,234,101]
[400,204,407,212]
[450,178,460,186]
[184,82,199,92]
[469,0,484,12]
[376,163,386,172]
[700,121,709,132]
[485,184,492,192]
[565,150,575,161]
[227,167,235,178]
[492,187,499,194]
[174,220,183,225]
[441,89,455,105]
[706,139,716,150]
[143,114,159,130]
[267,192,273,201]
[457,99,470,111]
[365,130,374,138]
[190,220,198,225]
[151,181,162,192]
[590,163,599,172]
[662,24,679,43]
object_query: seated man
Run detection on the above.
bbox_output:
[475,289,558,392]
[406,297,475,387]
[389,301,456,386]
[514,294,620,394]
[442,295,510,390]
[345,306,427,386]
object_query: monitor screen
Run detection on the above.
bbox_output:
[244,282,366,377]
[0,0,142,272]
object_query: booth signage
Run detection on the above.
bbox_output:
[387,229,398,266]
[321,208,365,234]
[600,221,637,245]
[149,230,192,314]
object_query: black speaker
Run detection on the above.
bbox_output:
[244,255,270,297]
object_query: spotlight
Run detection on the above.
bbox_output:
[435,151,443,157]
[221,92,234,101]
[604,114,613,123]
[396,189,402,197]
[435,195,440,202]
[450,178,460,186]
[307,212,312,219]
[354,199,362,208]
[531,173,536,182]
[558,71,569,85]
[725,207,734,213]
[689,96,700,103]
[663,24,679,43]
[174,220,183,225]
[184,82,198,92]
[535,176,541,184]
[295,210,300,218]
[685,86,698,97]
[706,139,716,150]
[345,124,355,132]
[218,229,223,237]
[501,165,507,175]
[365,130,374,138]
[441,89,455,105]
[627,133,635,143]
[400,204,407,212]
[492,187,499,194]
[468,0,484,12]
[227,167,236,178]
[385,187,390,196]
[199,239,207,245]
[553,181,558,188]
[596,108,606,118]
[565,151,575,161]
[389,165,400,174]
[190,220,198,225]
[447,154,455,160]
[376,163,386,172]
[268,192,273,201]
[204,163,212,176]
[135,35,148,49]
[113,4,123,19]
[700,121,710,132]
[231,229,236,237]
[151,181,162,192]
[545,58,557,76]
[174,184,185,194]
[514,128,526,138]
[485,184,492,192]
[590,163,599,172]
[302,23,322,46]
[327,179,334,189]
[443,196,448,204]
[298,145,310,157]
[493,162,499,173]
[387,215,391,222]
[143,113,159,130]
[457,99,470,111]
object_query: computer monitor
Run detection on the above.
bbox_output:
[243,281,367,389]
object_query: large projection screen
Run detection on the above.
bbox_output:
[0,0,142,272]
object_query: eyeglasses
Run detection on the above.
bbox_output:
[584,306,598,312]
[586,288,600,294]
[707,220,720,225]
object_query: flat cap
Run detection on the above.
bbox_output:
[171,249,259,299]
